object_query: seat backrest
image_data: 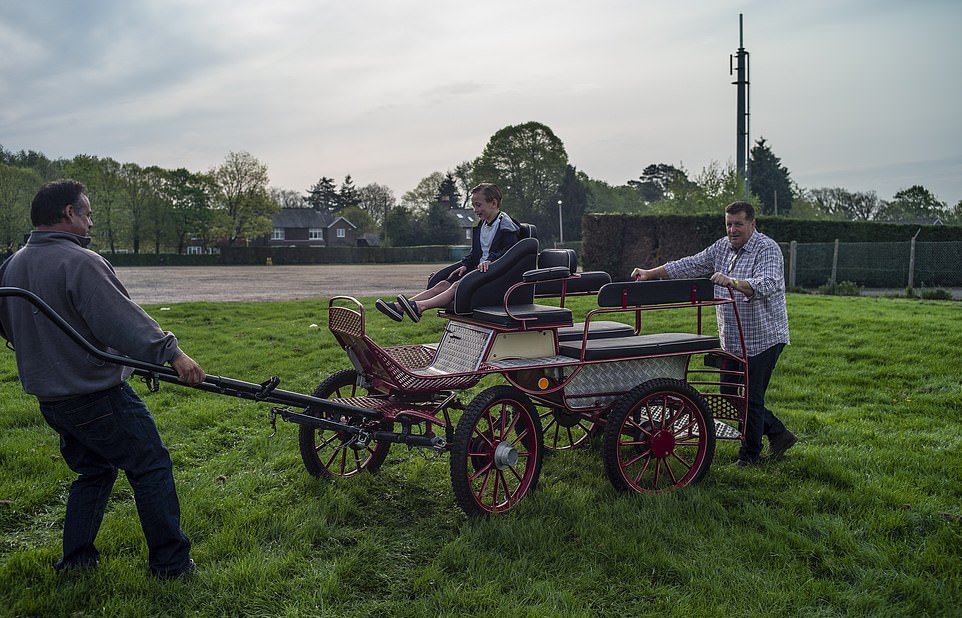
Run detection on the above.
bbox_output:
[427,222,536,290]
[452,237,539,314]
[537,248,577,271]
[597,278,714,308]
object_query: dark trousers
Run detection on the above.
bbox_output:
[38,382,191,573]
[722,343,788,461]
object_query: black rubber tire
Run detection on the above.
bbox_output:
[298,369,392,479]
[450,385,544,516]
[602,378,715,493]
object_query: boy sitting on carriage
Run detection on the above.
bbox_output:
[375,182,521,322]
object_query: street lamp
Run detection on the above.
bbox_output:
[557,199,564,245]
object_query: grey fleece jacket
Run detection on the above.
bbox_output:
[0,231,183,399]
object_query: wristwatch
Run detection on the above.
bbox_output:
[731,278,740,288]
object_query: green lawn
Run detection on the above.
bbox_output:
[1,294,960,617]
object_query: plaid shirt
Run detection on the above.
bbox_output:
[663,231,789,357]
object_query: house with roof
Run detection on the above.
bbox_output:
[257,207,358,247]
[448,207,476,244]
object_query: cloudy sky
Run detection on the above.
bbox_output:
[2,0,960,206]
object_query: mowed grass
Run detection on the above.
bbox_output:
[0,294,960,617]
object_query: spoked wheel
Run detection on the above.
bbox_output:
[298,369,392,479]
[539,406,595,451]
[603,379,715,494]
[451,385,544,516]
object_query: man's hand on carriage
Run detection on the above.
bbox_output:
[171,353,206,385]
[631,266,666,281]
[478,260,491,273]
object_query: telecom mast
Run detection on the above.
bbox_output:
[731,13,750,190]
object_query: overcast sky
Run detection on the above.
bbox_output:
[2,0,960,206]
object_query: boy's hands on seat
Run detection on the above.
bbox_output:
[478,260,491,272]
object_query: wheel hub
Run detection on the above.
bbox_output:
[493,442,519,470]
[649,430,676,458]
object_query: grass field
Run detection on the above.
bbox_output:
[1,294,960,617]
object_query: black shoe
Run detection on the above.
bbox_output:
[768,430,798,460]
[375,299,403,322]
[397,295,422,322]
[153,558,195,580]
[54,558,98,573]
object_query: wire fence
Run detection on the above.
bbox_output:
[780,240,962,289]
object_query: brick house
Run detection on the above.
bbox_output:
[259,208,358,247]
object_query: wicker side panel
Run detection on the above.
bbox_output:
[330,306,363,337]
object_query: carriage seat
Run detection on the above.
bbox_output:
[559,332,720,361]
[558,277,720,359]
[556,321,635,342]
[531,248,634,342]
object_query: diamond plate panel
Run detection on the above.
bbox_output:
[563,356,688,410]
[423,322,493,374]
[714,420,742,440]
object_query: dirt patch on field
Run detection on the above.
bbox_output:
[116,264,449,305]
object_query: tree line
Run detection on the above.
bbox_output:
[3,126,959,255]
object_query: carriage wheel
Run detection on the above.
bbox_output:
[539,406,595,451]
[298,369,392,479]
[602,379,715,494]
[450,386,543,516]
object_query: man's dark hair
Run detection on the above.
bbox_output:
[725,200,755,221]
[31,179,88,226]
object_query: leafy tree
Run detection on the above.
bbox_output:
[269,187,306,209]
[472,121,569,229]
[357,183,395,230]
[338,206,377,234]
[338,175,360,211]
[422,201,460,245]
[119,162,157,254]
[452,161,474,198]
[0,164,41,253]
[628,163,689,203]
[549,165,588,242]
[945,199,962,225]
[876,185,946,222]
[748,137,793,215]
[163,168,215,254]
[436,173,460,208]
[211,151,277,246]
[807,187,882,221]
[583,177,648,214]
[383,205,421,246]
[0,146,64,181]
[654,161,748,215]
[306,176,338,211]
[401,171,446,211]
[63,155,125,253]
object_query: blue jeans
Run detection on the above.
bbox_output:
[722,343,788,461]
[39,382,191,573]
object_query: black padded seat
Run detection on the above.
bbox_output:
[470,304,573,328]
[556,321,635,342]
[536,271,612,297]
[559,332,721,361]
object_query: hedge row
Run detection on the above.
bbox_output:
[99,253,221,267]
[582,213,962,278]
